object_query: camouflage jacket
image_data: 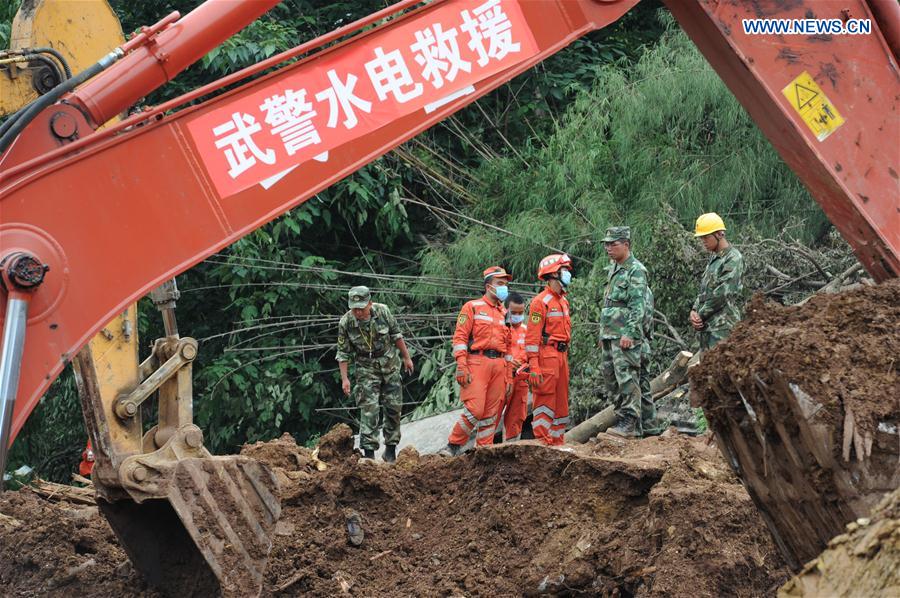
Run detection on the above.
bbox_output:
[336,303,402,373]
[600,254,649,341]
[692,245,744,333]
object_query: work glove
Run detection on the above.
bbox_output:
[528,361,543,387]
[455,366,472,388]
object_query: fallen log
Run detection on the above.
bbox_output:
[569,350,696,444]
[650,351,694,399]
[25,478,96,506]
[567,406,615,443]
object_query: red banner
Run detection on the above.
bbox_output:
[186,0,539,198]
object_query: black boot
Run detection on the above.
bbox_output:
[606,414,640,438]
[361,448,375,459]
[383,445,397,463]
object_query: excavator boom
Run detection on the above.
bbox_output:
[0,0,643,446]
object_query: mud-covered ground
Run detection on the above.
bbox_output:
[0,425,790,597]
[779,486,900,597]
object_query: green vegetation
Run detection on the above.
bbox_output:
[5,3,855,481]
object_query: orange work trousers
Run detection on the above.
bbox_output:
[498,378,529,441]
[530,347,570,445]
[448,354,507,447]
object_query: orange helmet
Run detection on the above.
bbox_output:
[537,254,572,280]
[482,266,512,283]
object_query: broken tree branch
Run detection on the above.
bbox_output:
[653,309,687,349]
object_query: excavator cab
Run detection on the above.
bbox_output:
[72,281,280,597]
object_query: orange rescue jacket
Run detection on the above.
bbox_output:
[524,287,571,365]
[452,295,510,366]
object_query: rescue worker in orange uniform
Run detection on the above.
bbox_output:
[525,254,573,445]
[441,266,513,456]
[496,292,530,442]
[79,439,95,477]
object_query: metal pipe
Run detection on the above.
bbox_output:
[0,54,63,83]
[0,295,30,490]
[69,0,281,127]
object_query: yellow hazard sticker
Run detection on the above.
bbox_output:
[530,312,542,324]
[782,71,845,142]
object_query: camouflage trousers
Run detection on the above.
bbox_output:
[600,339,643,430]
[354,366,402,450]
[639,345,659,434]
[699,326,731,352]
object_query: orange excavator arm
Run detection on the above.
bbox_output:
[0,0,641,447]
[1,0,897,458]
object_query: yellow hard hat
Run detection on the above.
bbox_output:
[694,212,726,237]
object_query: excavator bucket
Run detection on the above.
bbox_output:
[98,456,280,597]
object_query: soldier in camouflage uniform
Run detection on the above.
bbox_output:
[689,213,745,351]
[599,227,651,438]
[337,286,414,462]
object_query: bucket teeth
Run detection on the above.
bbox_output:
[167,456,281,597]
[99,456,280,598]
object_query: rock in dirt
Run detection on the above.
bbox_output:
[315,423,356,462]
[345,510,365,546]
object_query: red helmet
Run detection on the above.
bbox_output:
[537,254,572,280]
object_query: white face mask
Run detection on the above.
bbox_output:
[509,314,525,325]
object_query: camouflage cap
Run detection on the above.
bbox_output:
[602,226,631,243]
[348,286,371,309]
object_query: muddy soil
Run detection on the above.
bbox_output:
[689,280,900,569]
[779,485,900,597]
[692,279,900,436]
[1,425,789,597]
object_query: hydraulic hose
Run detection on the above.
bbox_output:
[0,104,29,140]
[28,46,73,79]
[21,53,65,90]
[0,48,123,155]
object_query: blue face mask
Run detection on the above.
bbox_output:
[560,269,572,287]
[509,313,525,325]
[493,284,509,301]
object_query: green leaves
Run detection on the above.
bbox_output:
[0,1,19,50]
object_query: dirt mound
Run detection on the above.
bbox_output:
[779,486,900,597]
[314,422,356,463]
[0,490,163,598]
[256,430,788,597]
[692,279,900,435]
[0,431,789,597]
[689,280,900,568]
